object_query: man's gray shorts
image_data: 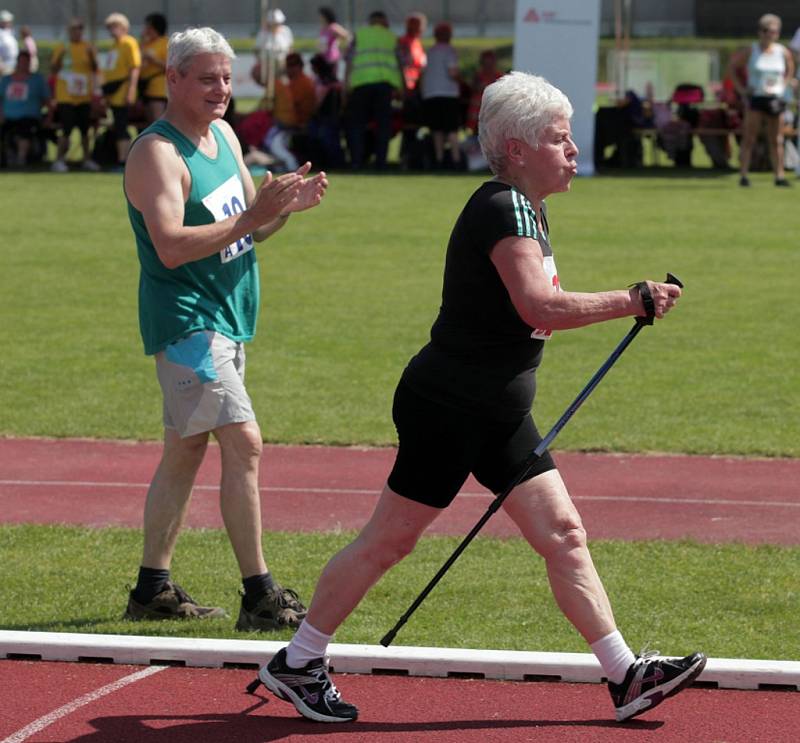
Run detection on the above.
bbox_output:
[155,330,255,438]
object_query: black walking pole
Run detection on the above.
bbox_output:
[380,274,683,647]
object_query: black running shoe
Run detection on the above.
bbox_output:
[255,647,358,723]
[609,651,707,722]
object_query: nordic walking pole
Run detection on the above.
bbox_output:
[380,273,684,647]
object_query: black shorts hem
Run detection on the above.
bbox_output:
[387,380,557,509]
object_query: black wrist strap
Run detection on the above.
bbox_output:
[630,281,655,325]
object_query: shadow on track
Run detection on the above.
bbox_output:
[70,706,663,742]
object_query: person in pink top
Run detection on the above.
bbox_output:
[317,6,350,66]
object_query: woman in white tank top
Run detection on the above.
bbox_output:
[727,13,795,186]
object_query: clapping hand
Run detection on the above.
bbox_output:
[281,162,329,215]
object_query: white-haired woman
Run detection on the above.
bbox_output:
[256,71,703,725]
[728,13,795,187]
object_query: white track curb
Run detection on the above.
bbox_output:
[1,631,798,691]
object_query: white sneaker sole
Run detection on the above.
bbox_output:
[615,655,707,722]
[259,665,355,723]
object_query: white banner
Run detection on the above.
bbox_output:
[513,1,601,176]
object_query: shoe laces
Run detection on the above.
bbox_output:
[169,582,197,605]
[309,657,343,703]
[275,586,303,609]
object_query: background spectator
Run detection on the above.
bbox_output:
[308,52,344,169]
[421,21,462,169]
[264,51,315,171]
[0,49,51,167]
[0,9,17,76]
[50,17,99,172]
[317,6,350,68]
[19,25,37,72]
[728,13,795,186]
[466,50,502,134]
[398,11,427,169]
[256,7,293,77]
[101,12,141,170]
[345,10,402,170]
[139,13,168,124]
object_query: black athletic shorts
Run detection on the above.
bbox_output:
[387,379,557,509]
[110,105,131,138]
[423,96,461,133]
[56,103,91,135]
[749,95,785,116]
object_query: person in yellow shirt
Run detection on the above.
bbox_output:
[139,13,168,123]
[50,17,99,172]
[101,12,140,168]
[263,52,316,171]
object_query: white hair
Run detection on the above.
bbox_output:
[167,27,235,75]
[758,14,781,30]
[478,71,573,175]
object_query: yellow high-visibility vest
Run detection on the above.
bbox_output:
[349,25,401,89]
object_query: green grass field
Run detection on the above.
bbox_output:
[2,525,798,660]
[1,168,798,659]
[1,170,797,455]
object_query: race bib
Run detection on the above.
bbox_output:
[5,81,29,102]
[763,72,782,95]
[201,174,254,264]
[61,71,89,97]
[531,255,561,341]
[102,49,118,71]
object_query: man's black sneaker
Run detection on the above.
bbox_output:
[609,651,707,722]
[251,647,358,723]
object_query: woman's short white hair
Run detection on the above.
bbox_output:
[479,71,573,174]
[167,27,236,75]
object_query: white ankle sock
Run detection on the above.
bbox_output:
[590,630,636,685]
[285,621,332,669]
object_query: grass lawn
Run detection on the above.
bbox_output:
[2,524,798,660]
[0,170,797,455]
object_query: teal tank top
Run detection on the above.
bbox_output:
[127,119,259,355]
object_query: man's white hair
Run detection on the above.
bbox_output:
[167,27,235,75]
[479,71,573,175]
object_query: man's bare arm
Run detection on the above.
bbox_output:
[125,134,302,268]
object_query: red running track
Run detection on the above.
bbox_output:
[1,660,799,743]
[2,437,799,742]
[1,437,798,544]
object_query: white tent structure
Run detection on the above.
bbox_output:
[513,0,603,175]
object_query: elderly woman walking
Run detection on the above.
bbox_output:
[254,72,704,724]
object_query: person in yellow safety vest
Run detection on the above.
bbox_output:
[345,10,402,170]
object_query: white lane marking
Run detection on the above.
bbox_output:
[0,479,798,509]
[1,665,166,743]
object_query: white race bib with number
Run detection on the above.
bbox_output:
[60,71,89,97]
[6,81,29,102]
[102,49,118,71]
[201,174,254,264]
[531,255,561,341]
